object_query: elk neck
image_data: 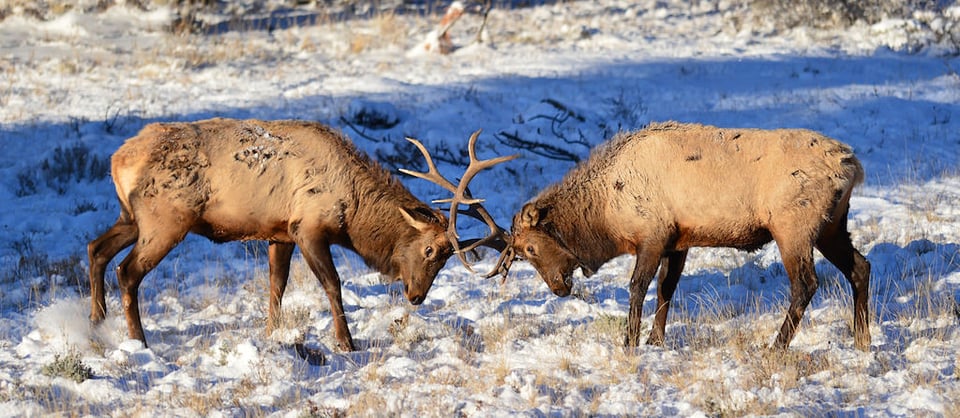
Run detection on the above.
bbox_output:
[343,177,430,278]
[536,184,620,274]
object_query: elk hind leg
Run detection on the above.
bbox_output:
[115,219,188,345]
[88,215,138,322]
[647,250,687,346]
[816,215,871,351]
[773,240,818,350]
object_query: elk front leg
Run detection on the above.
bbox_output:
[626,246,665,347]
[647,250,687,346]
[298,239,356,352]
[266,242,295,336]
[87,219,138,323]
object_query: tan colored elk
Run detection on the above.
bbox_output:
[497,121,871,351]
[88,118,511,355]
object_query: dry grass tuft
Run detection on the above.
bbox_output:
[347,11,410,54]
[427,366,465,387]
[388,311,431,348]
[586,313,626,345]
[479,311,542,352]
[177,386,225,416]
[348,386,390,415]
[488,353,512,386]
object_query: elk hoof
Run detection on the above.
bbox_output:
[768,342,790,352]
[293,343,326,366]
[336,339,356,353]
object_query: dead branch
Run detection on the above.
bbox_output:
[494,130,581,162]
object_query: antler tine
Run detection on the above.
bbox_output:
[485,246,516,280]
[459,130,520,190]
[398,137,458,194]
[454,205,508,252]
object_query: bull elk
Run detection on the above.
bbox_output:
[497,121,871,351]
[88,118,512,355]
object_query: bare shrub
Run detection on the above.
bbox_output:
[16,142,109,197]
[752,0,947,29]
[41,351,93,383]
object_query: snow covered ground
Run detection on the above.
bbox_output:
[0,0,959,416]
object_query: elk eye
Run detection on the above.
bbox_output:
[425,245,434,259]
[525,245,536,257]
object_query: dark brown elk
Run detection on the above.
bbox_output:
[497,121,871,351]
[88,118,510,354]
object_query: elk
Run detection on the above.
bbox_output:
[88,118,511,355]
[497,121,871,351]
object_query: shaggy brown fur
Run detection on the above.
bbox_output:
[89,118,454,353]
[509,121,871,351]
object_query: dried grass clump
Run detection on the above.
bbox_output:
[0,0,103,22]
[348,12,409,54]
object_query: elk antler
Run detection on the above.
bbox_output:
[486,245,516,280]
[400,129,517,276]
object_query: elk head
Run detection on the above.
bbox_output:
[401,129,516,277]
[504,203,583,296]
[392,206,454,304]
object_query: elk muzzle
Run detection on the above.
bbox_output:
[543,272,574,297]
[404,285,427,305]
[397,270,435,305]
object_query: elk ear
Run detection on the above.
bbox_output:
[520,203,547,227]
[429,207,449,226]
[399,207,434,232]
